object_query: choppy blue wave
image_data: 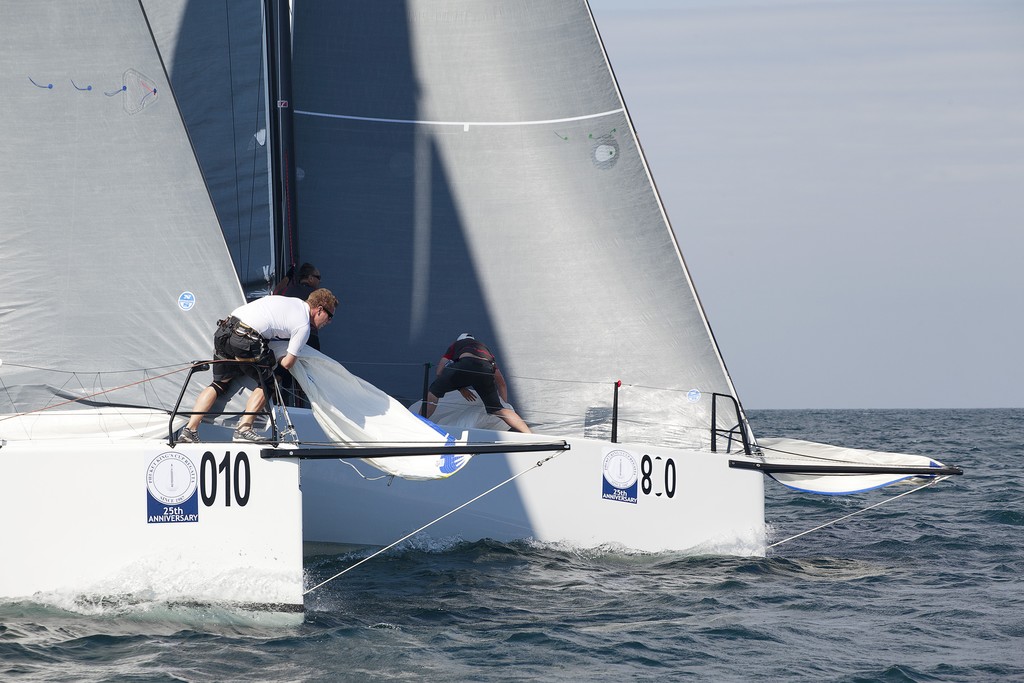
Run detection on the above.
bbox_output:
[2,409,1022,681]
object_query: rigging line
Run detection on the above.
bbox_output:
[0,365,193,422]
[626,383,708,393]
[0,378,17,415]
[246,30,265,287]
[293,107,625,128]
[337,360,433,367]
[303,450,565,595]
[507,374,624,387]
[338,458,391,481]
[222,0,245,278]
[758,443,908,466]
[507,375,709,394]
[767,476,952,550]
[0,360,194,373]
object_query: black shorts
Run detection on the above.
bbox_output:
[212,320,276,389]
[428,357,503,414]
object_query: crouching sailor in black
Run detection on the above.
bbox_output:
[178,288,339,443]
[422,333,531,433]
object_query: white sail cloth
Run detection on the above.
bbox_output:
[270,344,469,480]
[409,394,514,432]
[757,437,947,494]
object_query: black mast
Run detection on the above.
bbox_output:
[264,0,299,284]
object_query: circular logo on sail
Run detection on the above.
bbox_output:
[178,291,196,311]
[592,134,619,170]
[687,389,702,403]
[147,452,198,505]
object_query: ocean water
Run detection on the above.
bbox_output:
[2,409,1021,682]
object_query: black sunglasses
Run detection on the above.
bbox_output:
[322,307,334,320]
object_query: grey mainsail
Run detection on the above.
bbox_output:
[143,0,276,296]
[0,2,246,418]
[290,0,748,449]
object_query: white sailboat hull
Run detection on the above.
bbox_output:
[300,424,767,555]
[0,433,305,619]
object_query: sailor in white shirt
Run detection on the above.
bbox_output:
[178,289,338,443]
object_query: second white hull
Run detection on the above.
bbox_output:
[300,425,766,555]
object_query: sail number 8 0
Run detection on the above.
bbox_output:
[640,454,676,498]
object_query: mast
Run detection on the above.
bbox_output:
[264,0,299,282]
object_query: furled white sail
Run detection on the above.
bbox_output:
[757,438,951,494]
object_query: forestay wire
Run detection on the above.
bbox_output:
[303,450,565,595]
[768,475,952,549]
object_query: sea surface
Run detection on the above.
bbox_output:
[2,409,1021,682]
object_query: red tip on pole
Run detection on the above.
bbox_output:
[615,380,622,388]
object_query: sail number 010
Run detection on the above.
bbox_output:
[200,451,251,507]
[640,454,677,498]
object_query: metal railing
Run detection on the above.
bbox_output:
[711,392,752,455]
[167,359,281,447]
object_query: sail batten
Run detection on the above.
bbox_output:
[294,107,625,127]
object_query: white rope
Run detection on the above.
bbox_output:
[303,450,565,595]
[768,475,951,549]
[338,459,391,481]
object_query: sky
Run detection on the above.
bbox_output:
[587,0,1024,409]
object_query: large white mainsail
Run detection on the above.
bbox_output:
[281,0,766,555]
[289,0,749,451]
